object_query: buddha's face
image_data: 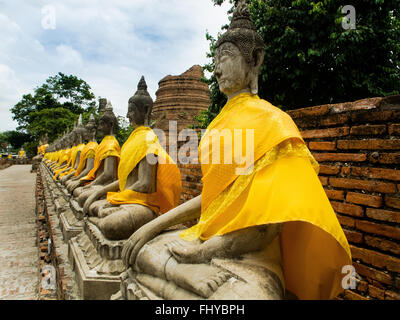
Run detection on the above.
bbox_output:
[98,117,112,136]
[127,101,145,127]
[214,42,251,96]
[82,126,94,142]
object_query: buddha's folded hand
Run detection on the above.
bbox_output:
[165,239,205,264]
[122,221,160,267]
[83,191,101,216]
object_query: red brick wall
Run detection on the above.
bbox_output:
[286,95,400,300]
[179,94,400,299]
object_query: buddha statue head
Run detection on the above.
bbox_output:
[127,76,153,127]
[98,101,118,136]
[84,114,97,142]
[43,133,49,145]
[99,98,108,114]
[65,128,74,148]
[214,0,264,97]
[72,115,85,145]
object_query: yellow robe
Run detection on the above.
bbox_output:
[74,141,98,177]
[38,144,48,155]
[18,150,25,158]
[59,144,85,178]
[107,126,182,216]
[180,92,351,300]
[53,150,65,169]
[54,148,72,179]
[80,136,120,182]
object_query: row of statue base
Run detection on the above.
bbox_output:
[40,162,124,299]
[40,160,284,300]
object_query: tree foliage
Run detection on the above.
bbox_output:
[198,0,400,127]
[0,131,32,153]
[115,116,134,146]
[10,72,97,156]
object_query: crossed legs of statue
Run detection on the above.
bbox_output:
[133,230,232,299]
[88,203,156,240]
[66,179,81,193]
[61,172,75,185]
[75,185,104,207]
[127,225,285,300]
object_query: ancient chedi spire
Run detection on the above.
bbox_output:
[78,114,83,126]
[216,0,264,64]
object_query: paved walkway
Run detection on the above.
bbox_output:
[0,165,38,300]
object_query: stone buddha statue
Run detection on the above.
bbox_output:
[119,0,351,301]
[65,115,99,193]
[47,140,61,168]
[54,121,81,179]
[32,135,47,171]
[72,102,120,202]
[50,133,71,172]
[60,115,97,184]
[81,76,182,241]
[53,130,75,179]
[47,138,60,168]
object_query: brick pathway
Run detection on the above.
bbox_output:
[0,165,38,300]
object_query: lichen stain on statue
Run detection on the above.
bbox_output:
[82,76,182,241]
[119,0,352,301]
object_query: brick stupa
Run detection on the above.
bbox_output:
[152,65,210,151]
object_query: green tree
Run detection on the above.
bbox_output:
[10,73,97,155]
[199,0,400,127]
[115,116,133,146]
[0,130,32,153]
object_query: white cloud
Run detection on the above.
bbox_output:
[0,0,231,131]
[56,45,83,67]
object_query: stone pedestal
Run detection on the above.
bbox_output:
[68,220,126,300]
[41,163,85,241]
[59,197,85,241]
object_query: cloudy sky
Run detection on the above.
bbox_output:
[0,0,231,131]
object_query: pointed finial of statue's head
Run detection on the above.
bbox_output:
[138,76,148,91]
[105,100,113,112]
[128,76,153,126]
[216,0,264,64]
[88,113,96,124]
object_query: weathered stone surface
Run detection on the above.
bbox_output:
[68,221,126,300]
